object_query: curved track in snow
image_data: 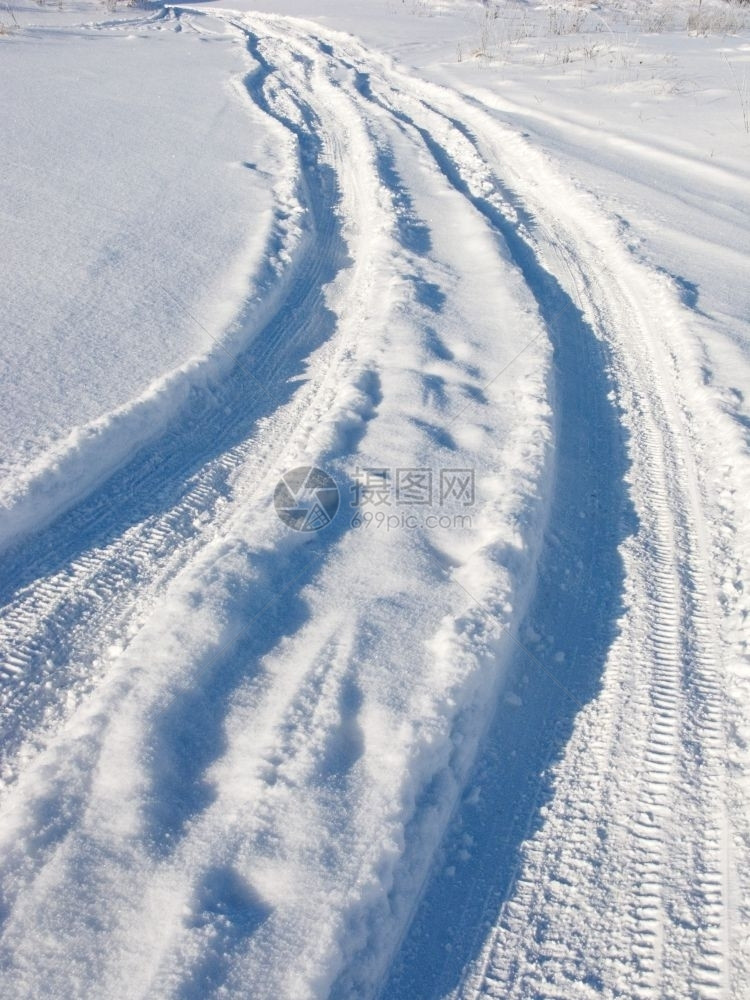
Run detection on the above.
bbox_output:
[0,9,747,1000]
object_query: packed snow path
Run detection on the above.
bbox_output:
[1,8,748,1000]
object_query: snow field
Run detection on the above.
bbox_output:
[1,2,749,998]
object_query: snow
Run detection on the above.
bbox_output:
[0,8,285,548]
[1,1,749,998]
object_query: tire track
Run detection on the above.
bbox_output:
[269,22,736,998]
[426,97,732,1000]
[0,11,557,997]
[1,10,739,998]
[0,10,353,782]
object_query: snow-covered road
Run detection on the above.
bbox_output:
[1,3,748,998]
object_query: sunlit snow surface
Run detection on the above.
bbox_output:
[1,1,749,998]
[0,8,279,543]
